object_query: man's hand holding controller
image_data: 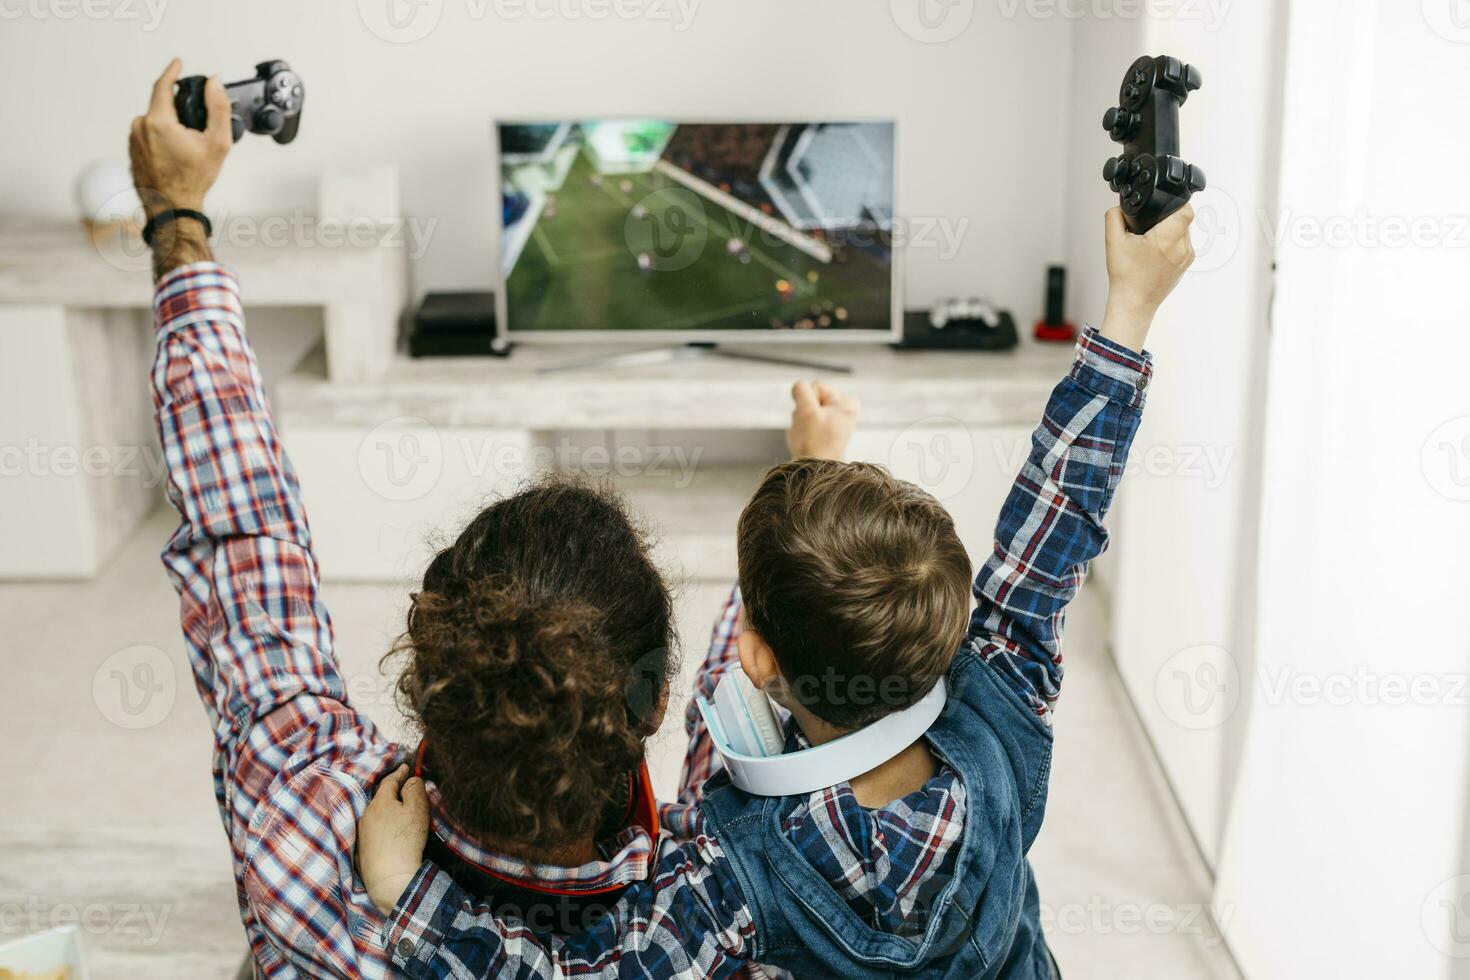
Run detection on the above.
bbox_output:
[129,59,231,278]
[1098,203,1196,353]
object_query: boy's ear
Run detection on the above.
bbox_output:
[737,626,780,692]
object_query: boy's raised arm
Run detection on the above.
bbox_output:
[968,206,1195,721]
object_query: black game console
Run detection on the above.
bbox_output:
[407,292,509,357]
[897,309,1018,352]
[1103,55,1205,234]
[175,60,304,144]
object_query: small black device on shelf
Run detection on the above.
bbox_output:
[896,299,1018,352]
[1103,55,1205,234]
[175,60,304,144]
[407,292,509,357]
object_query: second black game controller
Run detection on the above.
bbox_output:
[1102,55,1204,234]
[175,60,304,144]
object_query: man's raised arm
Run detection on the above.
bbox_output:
[132,57,352,759]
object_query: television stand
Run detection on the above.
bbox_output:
[538,342,853,375]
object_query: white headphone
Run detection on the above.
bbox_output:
[695,666,948,797]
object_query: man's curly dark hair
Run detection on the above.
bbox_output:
[385,475,676,851]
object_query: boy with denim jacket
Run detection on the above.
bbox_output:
[360,204,1196,979]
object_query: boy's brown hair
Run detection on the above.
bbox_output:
[736,458,973,730]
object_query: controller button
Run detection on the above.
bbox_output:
[255,105,286,136]
[292,84,303,97]
[1163,58,1182,84]
[1167,158,1186,185]
[1185,64,1202,91]
[276,75,292,89]
[1104,108,1139,140]
[1133,68,1149,86]
[1103,158,1121,183]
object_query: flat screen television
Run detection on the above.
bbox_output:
[494,120,899,344]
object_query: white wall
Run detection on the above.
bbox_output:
[0,0,1076,323]
[1061,1,1285,867]
[1213,1,1470,976]
[1057,3,1157,605]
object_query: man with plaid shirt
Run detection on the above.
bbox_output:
[131,58,1193,979]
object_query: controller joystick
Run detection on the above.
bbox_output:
[1101,55,1203,233]
[174,60,304,145]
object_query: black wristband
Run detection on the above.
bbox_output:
[142,209,213,246]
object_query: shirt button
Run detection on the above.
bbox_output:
[396,937,416,959]
[1135,374,1149,391]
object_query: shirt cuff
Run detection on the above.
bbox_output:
[384,862,460,978]
[1069,325,1154,411]
[152,261,241,335]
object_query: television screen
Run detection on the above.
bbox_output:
[496,120,898,342]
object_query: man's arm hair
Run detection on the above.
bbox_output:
[150,216,214,279]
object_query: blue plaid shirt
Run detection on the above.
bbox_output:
[382,327,1152,978]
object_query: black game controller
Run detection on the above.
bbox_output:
[1103,55,1204,234]
[175,61,304,144]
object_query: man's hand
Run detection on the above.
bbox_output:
[129,59,231,215]
[358,765,431,917]
[786,380,861,461]
[1099,204,1196,353]
[129,59,231,277]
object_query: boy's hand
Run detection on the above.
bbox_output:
[358,765,430,917]
[1099,204,1196,353]
[787,380,861,461]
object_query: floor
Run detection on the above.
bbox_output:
[0,506,1241,979]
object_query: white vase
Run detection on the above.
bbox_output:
[74,159,143,234]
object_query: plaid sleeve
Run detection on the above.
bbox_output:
[677,588,743,797]
[385,838,756,979]
[970,326,1150,721]
[153,262,345,747]
[152,262,396,976]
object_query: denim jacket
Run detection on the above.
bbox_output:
[699,639,1054,979]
